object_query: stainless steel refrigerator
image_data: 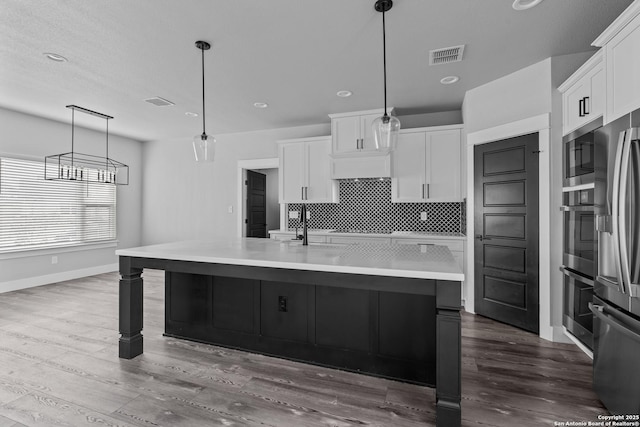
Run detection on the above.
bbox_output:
[592,108,640,414]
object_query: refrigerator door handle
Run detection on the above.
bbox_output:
[611,129,627,295]
[618,129,634,296]
[590,303,640,342]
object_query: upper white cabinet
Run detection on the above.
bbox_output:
[558,51,605,136]
[392,125,463,203]
[329,109,392,154]
[593,1,640,124]
[278,136,338,204]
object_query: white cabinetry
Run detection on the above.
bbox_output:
[330,109,390,154]
[593,2,640,124]
[278,136,337,204]
[558,51,605,135]
[392,125,462,203]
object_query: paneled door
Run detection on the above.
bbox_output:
[246,170,267,238]
[474,133,539,333]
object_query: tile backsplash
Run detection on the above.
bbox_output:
[287,179,466,234]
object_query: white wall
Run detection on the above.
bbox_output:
[0,107,143,292]
[462,52,593,342]
[141,123,330,245]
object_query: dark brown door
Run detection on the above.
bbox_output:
[246,170,267,238]
[474,133,539,333]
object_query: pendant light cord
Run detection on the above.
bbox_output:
[382,7,388,118]
[201,46,206,136]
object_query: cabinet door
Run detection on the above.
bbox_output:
[426,129,461,202]
[392,132,427,202]
[305,138,335,202]
[360,112,383,151]
[332,116,360,154]
[279,142,305,203]
[562,63,604,135]
[564,81,590,135]
[589,65,605,120]
[605,12,640,123]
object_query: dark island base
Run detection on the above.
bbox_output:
[118,256,461,426]
[165,271,437,385]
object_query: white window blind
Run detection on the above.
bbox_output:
[0,157,116,252]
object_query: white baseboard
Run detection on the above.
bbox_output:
[0,263,118,294]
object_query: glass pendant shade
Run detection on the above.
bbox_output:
[193,133,215,162]
[372,114,401,150]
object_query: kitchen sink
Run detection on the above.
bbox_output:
[282,240,349,247]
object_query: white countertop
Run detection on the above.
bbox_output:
[116,238,464,281]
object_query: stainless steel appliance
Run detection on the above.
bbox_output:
[562,125,598,350]
[563,118,600,187]
[591,108,640,414]
[562,187,596,275]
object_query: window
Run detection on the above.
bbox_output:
[0,157,116,252]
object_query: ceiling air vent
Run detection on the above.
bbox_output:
[429,45,465,66]
[144,97,175,107]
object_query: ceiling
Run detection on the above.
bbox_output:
[0,0,634,142]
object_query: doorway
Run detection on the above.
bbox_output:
[237,158,281,239]
[474,133,540,333]
[246,170,267,237]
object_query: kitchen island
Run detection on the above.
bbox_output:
[116,238,463,426]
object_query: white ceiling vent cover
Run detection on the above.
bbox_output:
[429,45,465,66]
[144,97,175,107]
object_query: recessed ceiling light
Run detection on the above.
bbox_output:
[440,76,460,85]
[253,102,268,109]
[512,0,544,11]
[43,52,68,62]
[185,112,199,117]
[336,90,352,98]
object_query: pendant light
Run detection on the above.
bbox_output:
[193,40,214,162]
[372,0,400,151]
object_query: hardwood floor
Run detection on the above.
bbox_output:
[0,270,606,426]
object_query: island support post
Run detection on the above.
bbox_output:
[436,280,462,426]
[119,256,144,359]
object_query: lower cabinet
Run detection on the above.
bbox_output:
[165,271,436,385]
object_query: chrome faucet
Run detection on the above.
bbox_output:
[300,203,308,246]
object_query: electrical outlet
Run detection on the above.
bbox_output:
[51,256,58,264]
[420,212,427,221]
[278,296,288,312]
[227,205,233,214]
[306,211,310,220]
[289,211,299,219]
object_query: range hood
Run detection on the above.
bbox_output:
[330,149,391,179]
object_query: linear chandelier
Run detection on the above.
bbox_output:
[45,105,129,185]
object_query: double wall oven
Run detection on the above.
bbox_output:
[561,118,600,350]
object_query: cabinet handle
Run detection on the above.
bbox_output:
[301,186,304,200]
[578,98,585,117]
[422,184,425,199]
[583,96,590,115]
[427,183,430,198]
[304,186,308,200]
